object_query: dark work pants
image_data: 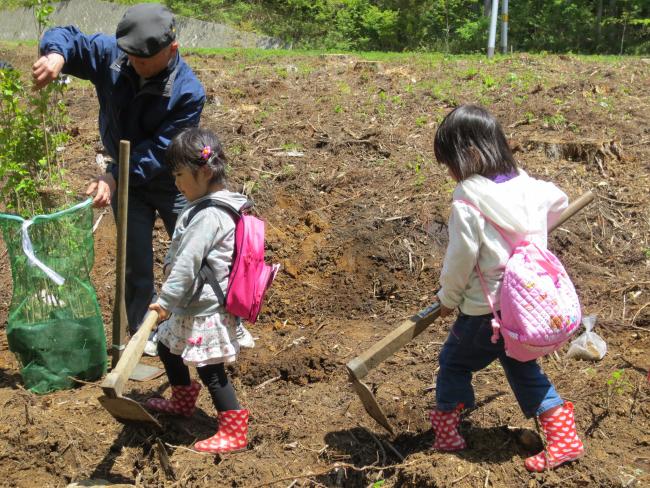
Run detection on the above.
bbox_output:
[111,174,186,333]
[158,342,240,412]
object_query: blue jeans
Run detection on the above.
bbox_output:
[436,312,563,418]
[112,174,186,333]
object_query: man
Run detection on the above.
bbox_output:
[32,3,205,353]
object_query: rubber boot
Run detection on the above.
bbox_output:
[145,381,201,417]
[194,409,249,454]
[429,404,466,451]
[525,402,584,472]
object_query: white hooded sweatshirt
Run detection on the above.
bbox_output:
[437,169,568,316]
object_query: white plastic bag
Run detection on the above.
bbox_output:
[566,315,607,361]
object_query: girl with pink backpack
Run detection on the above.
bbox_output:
[431,105,584,471]
[146,128,254,454]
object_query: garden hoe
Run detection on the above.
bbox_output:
[98,310,161,428]
[347,191,595,434]
[98,140,161,428]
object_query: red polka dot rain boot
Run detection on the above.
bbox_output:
[525,402,584,472]
[194,409,249,454]
[430,404,466,451]
[145,381,201,417]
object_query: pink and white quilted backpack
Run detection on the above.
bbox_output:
[457,200,581,362]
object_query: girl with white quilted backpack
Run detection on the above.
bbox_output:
[431,104,584,471]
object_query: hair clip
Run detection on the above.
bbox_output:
[201,145,212,161]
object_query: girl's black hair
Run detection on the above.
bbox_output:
[434,104,517,181]
[165,127,227,185]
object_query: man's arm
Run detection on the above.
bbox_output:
[34,26,116,89]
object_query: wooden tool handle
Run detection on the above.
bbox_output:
[347,303,440,379]
[550,190,593,229]
[111,140,130,368]
[346,190,595,380]
[101,310,159,398]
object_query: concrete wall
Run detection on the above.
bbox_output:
[0,0,285,49]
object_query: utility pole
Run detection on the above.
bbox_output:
[501,0,509,54]
[487,0,499,58]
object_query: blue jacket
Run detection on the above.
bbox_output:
[40,26,206,187]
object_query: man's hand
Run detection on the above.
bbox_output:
[439,304,456,318]
[85,173,116,208]
[32,53,65,90]
[149,302,170,323]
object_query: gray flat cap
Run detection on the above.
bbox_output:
[116,3,176,58]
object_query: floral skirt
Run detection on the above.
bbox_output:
[157,312,240,367]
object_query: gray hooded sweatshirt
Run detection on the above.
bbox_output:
[158,190,249,317]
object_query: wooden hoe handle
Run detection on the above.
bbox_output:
[101,310,159,398]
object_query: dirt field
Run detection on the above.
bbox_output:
[0,45,649,487]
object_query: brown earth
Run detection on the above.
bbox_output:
[0,45,649,487]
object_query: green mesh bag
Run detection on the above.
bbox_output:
[0,199,107,394]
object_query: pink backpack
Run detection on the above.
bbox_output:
[456,200,581,362]
[189,199,280,324]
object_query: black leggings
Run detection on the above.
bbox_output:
[158,342,240,412]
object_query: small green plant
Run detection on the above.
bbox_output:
[597,97,613,112]
[644,248,650,259]
[281,142,301,152]
[441,177,455,195]
[242,179,261,195]
[229,87,246,99]
[372,481,385,488]
[506,72,519,84]
[281,164,296,177]
[406,156,429,186]
[462,67,478,80]
[228,142,246,156]
[482,74,497,89]
[415,115,428,128]
[542,113,566,130]
[254,110,269,126]
[337,81,351,95]
[334,104,343,114]
[606,369,631,396]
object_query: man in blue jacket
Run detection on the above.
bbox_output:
[32,4,206,346]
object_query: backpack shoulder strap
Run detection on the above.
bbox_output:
[453,198,504,337]
[185,197,254,306]
[186,198,243,226]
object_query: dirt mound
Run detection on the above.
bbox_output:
[0,45,649,487]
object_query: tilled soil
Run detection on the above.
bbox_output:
[0,45,649,487]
